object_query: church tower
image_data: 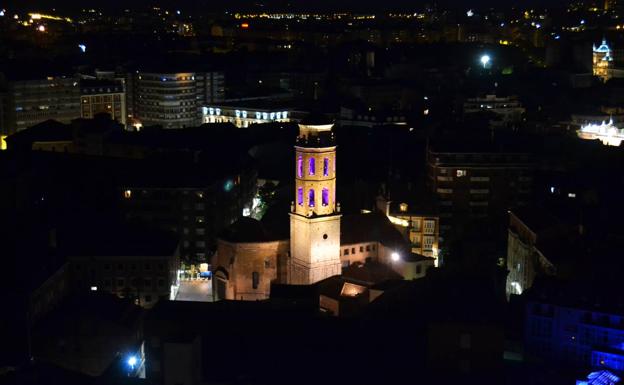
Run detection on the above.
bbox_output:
[288,122,341,285]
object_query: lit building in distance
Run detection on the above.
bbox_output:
[1,76,80,135]
[128,71,224,129]
[80,79,126,126]
[577,119,624,146]
[202,104,302,128]
[289,122,342,284]
[463,94,525,129]
[593,39,614,82]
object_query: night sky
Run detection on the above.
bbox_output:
[4,0,572,13]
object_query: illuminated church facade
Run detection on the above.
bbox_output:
[211,122,435,301]
[593,39,614,82]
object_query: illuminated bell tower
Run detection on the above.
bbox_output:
[289,123,341,285]
[593,39,613,82]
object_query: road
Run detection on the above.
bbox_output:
[174,280,213,302]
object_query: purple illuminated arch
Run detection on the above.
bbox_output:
[297,187,303,205]
[322,188,329,206]
[297,155,303,178]
[309,157,315,176]
[308,189,315,207]
[323,158,329,176]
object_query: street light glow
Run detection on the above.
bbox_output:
[480,54,491,68]
[127,355,137,368]
[391,252,400,262]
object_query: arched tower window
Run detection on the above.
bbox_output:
[322,188,329,206]
[308,189,315,207]
[323,158,329,176]
[309,158,316,176]
[297,155,303,178]
[297,187,303,206]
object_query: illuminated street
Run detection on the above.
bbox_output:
[174,280,213,302]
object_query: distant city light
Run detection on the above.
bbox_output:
[391,252,400,262]
[535,23,541,29]
[78,44,86,53]
[480,54,491,68]
[90,286,98,291]
[176,10,181,15]
[466,9,474,17]
[241,22,249,28]
[580,19,586,25]
[37,25,45,32]
[0,9,5,17]
[550,186,555,194]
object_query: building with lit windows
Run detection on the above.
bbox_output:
[593,39,614,82]
[80,79,126,126]
[202,104,303,128]
[128,71,224,129]
[463,94,525,129]
[427,139,534,246]
[525,279,624,373]
[1,75,81,135]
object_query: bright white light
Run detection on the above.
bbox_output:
[127,356,137,368]
[568,193,576,198]
[176,10,181,15]
[578,119,624,146]
[37,25,45,32]
[90,286,97,291]
[580,19,585,25]
[391,252,400,262]
[480,54,491,68]
[550,186,555,194]
[466,9,474,17]
[535,23,541,29]
[0,9,5,17]
[78,44,86,53]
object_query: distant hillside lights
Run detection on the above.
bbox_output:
[577,119,624,146]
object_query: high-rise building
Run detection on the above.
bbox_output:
[128,71,225,129]
[1,76,81,135]
[427,141,534,247]
[288,123,342,284]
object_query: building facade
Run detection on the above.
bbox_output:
[593,39,614,82]
[80,79,127,126]
[289,123,342,285]
[128,71,225,129]
[2,76,81,135]
[202,105,298,128]
[427,146,533,245]
[463,95,525,129]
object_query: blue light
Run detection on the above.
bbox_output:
[127,355,137,368]
[224,180,234,192]
[78,44,86,53]
[554,35,561,40]
[580,19,586,25]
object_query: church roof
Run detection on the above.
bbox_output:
[341,212,408,250]
[219,217,287,243]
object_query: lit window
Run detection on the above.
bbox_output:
[456,170,467,177]
[323,158,329,176]
[322,188,329,206]
[309,158,315,175]
[90,286,97,291]
[309,189,315,207]
[124,190,132,199]
[297,187,303,206]
[297,155,303,178]
[400,203,408,212]
[344,249,349,256]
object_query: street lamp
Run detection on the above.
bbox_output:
[391,252,400,262]
[480,54,491,68]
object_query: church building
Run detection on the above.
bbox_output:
[211,121,434,301]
